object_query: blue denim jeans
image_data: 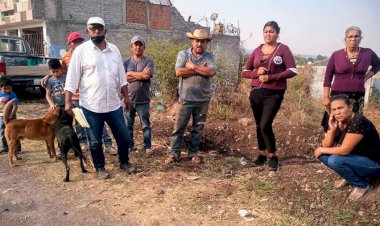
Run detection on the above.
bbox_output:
[319,154,380,188]
[170,99,209,158]
[73,101,113,147]
[82,107,130,169]
[101,126,113,147]
[0,115,8,151]
[0,115,16,152]
[124,103,152,149]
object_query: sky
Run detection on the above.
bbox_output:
[171,0,380,57]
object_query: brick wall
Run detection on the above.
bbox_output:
[30,0,241,76]
[126,0,146,25]
[149,4,171,30]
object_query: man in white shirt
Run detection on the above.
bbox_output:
[64,17,135,179]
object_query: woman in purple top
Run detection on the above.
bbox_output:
[321,26,380,131]
[242,21,297,171]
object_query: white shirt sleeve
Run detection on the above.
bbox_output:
[64,48,81,94]
[116,47,128,89]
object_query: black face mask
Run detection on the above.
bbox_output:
[91,35,105,44]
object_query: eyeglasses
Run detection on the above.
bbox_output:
[346,35,361,40]
[88,25,104,32]
[194,39,207,43]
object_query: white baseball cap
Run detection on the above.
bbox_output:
[87,17,105,26]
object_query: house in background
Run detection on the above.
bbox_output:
[0,0,240,81]
[0,0,44,55]
[0,0,205,57]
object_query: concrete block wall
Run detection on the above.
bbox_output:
[210,34,240,70]
[31,0,44,19]
[61,0,123,26]
[209,34,241,85]
[311,66,380,105]
[30,0,241,77]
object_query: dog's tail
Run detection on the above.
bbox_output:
[3,98,16,124]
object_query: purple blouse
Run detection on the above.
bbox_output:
[242,43,297,90]
[323,47,380,93]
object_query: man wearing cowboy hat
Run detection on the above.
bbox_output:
[165,28,217,165]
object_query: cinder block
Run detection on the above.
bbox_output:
[14,11,27,22]
[0,3,5,11]
[9,15,16,23]
[21,0,31,11]
[25,10,33,20]
[16,2,23,12]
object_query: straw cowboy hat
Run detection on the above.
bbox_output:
[186,28,212,41]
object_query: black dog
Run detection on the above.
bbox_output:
[55,109,87,182]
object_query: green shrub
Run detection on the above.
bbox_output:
[144,39,188,101]
[369,87,380,106]
[282,65,324,125]
[121,39,188,101]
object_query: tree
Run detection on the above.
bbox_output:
[316,54,327,61]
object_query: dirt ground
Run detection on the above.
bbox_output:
[0,91,379,226]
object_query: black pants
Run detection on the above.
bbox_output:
[249,88,284,153]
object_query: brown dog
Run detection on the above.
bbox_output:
[3,99,60,167]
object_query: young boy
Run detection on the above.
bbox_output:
[0,78,19,153]
[45,59,65,157]
[45,59,66,109]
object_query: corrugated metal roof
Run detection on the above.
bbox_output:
[149,0,171,6]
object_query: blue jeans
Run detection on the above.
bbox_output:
[0,115,8,151]
[319,154,380,188]
[82,107,130,169]
[170,99,209,158]
[101,126,113,147]
[1,115,16,152]
[124,103,152,149]
[73,101,113,147]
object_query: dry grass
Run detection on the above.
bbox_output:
[3,75,379,225]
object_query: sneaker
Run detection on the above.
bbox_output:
[268,156,279,171]
[105,146,117,155]
[145,148,154,155]
[191,155,201,165]
[80,143,89,152]
[96,168,111,180]
[164,156,179,165]
[348,186,370,201]
[120,163,136,174]
[252,155,267,166]
[334,179,349,189]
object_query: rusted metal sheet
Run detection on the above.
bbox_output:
[6,65,48,76]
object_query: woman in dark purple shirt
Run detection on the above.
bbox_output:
[315,94,380,201]
[242,21,297,171]
[321,26,380,131]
